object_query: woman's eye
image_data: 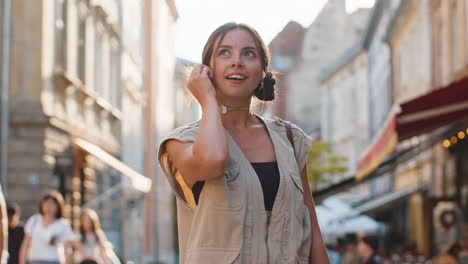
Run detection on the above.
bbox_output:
[244,50,257,57]
[218,49,230,56]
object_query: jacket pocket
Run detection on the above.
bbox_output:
[290,171,305,223]
[187,248,241,264]
[282,171,307,260]
[208,162,245,211]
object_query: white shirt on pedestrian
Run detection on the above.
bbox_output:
[24,214,74,262]
[76,232,107,263]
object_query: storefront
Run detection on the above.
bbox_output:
[314,75,468,256]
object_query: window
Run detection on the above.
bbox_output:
[54,0,67,71]
[109,41,120,109]
[94,27,103,95]
[77,14,86,84]
[432,14,443,88]
[452,1,462,73]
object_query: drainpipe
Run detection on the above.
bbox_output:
[1,0,12,195]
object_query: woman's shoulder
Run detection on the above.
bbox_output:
[26,214,41,223]
[262,116,309,138]
[165,121,201,141]
[57,217,72,227]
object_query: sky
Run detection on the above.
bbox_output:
[174,0,375,63]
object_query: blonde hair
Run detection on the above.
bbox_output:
[79,209,105,244]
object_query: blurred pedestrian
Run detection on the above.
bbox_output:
[459,237,468,264]
[342,239,360,264]
[7,202,24,264]
[158,22,329,264]
[74,209,119,264]
[404,241,424,261]
[327,243,342,264]
[435,242,461,264]
[19,191,74,264]
[358,235,381,264]
[389,244,404,263]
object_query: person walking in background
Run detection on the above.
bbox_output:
[19,191,74,264]
[357,235,381,264]
[158,22,330,263]
[326,243,342,264]
[459,237,468,264]
[342,238,360,264]
[435,242,461,264]
[74,209,119,264]
[7,203,24,264]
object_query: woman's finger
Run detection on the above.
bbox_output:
[191,64,202,77]
[200,65,211,78]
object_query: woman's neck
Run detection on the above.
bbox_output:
[42,215,56,224]
[217,96,255,130]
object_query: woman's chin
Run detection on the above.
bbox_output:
[217,88,255,100]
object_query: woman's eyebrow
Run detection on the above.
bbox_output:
[217,45,232,49]
[217,45,257,51]
[242,46,257,51]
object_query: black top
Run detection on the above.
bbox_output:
[8,225,25,264]
[251,162,280,211]
[192,162,280,212]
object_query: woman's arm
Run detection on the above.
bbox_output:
[300,165,330,264]
[64,241,73,264]
[99,242,112,264]
[166,64,229,182]
[19,234,31,264]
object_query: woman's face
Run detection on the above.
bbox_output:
[82,214,93,232]
[42,199,58,218]
[210,28,263,100]
[357,240,372,257]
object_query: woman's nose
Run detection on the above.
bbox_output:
[231,54,243,67]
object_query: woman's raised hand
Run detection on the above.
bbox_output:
[187,64,216,106]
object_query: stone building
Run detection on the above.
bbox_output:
[0,0,178,262]
[319,43,369,184]
[289,0,369,134]
[263,21,305,121]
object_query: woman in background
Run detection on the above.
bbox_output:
[74,209,119,264]
[19,191,74,264]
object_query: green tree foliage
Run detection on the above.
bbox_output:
[306,140,348,190]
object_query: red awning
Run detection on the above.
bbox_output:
[396,77,468,140]
[357,76,468,180]
[357,114,398,180]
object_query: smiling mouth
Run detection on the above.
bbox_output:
[226,74,247,80]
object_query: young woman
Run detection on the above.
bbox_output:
[158,22,329,264]
[74,209,117,264]
[19,191,74,264]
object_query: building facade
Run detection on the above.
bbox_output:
[315,0,468,258]
[290,0,369,134]
[0,0,183,262]
[320,46,369,182]
[263,21,305,121]
[149,0,179,262]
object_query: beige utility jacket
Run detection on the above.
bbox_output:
[159,116,313,264]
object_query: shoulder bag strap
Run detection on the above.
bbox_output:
[284,120,296,154]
